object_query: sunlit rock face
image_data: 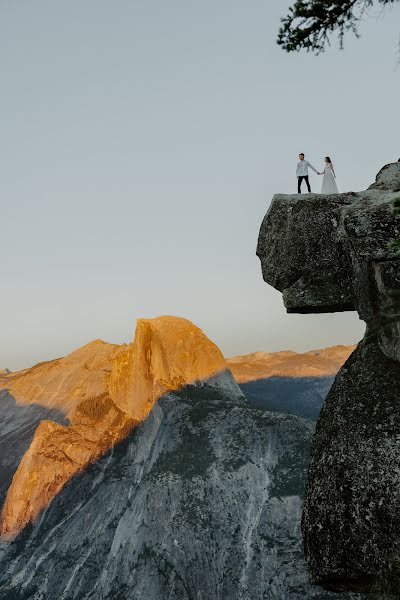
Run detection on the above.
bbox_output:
[0,394,137,538]
[0,340,122,417]
[0,340,123,530]
[257,163,400,593]
[110,316,239,419]
[0,316,243,539]
[0,391,68,508]
[227,345,354,382]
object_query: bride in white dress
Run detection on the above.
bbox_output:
[320,156,338,194]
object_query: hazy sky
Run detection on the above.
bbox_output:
[1,1,399,370]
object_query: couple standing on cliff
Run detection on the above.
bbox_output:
[297,153,338,194]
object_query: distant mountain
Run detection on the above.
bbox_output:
[226,346,354,421]
[0,325,360,599]
[226,345,354,382]
[0,339,121,417]
[0,317,239,540]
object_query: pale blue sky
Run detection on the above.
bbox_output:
[1,1,399,370]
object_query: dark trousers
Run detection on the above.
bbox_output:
[298,175,311,193]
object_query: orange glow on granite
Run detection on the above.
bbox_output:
[0,316,233,539]
[226,345,355,383]
[109,316,228,419]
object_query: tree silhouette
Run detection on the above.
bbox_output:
[278,0,398,53]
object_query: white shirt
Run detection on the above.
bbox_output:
[296,160,318,176]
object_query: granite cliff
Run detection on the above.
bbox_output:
[0,316,238,539]
[0,340,120,524]
[257,162,400,593]
[0,317,360,599]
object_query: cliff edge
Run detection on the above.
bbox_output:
[257,163,400,593]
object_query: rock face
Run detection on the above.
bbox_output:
[257,163,400,593]
[0,341,129,538]
[0,340,122,417]
[0,391,67,508]
[0,394,137,538]
[0,341,124,528]
[0,316,241,539]
[110,316,237,419]
[0,385,358,600]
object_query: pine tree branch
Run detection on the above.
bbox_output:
[278,0,397,53]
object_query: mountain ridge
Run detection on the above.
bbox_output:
[0,316,243,539]
[226,344,354,383]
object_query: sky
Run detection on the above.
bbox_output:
[1,0,399,370]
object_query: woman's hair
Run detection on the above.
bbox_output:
[325,156,332,163]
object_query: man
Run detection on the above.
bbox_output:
[296,153,320,193]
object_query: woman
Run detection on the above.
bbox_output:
[320,156,338,194]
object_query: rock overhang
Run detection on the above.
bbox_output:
[257,192,357,314]
[257,162,400,593]
[257,176,400,333]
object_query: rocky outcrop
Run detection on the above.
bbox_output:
[110,316,239,419]
[369,162,400,192]
[257,163,400,593]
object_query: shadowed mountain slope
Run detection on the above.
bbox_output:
[0,384,361,600]
[227,346,353,420]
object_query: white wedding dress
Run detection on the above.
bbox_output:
[321,163,338,194]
